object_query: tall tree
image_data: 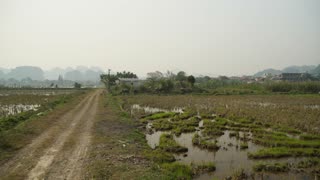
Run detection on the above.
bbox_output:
[176,71,187,82]
[187,75,196,87]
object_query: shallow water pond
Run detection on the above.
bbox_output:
[146,128,316,179]
[137,104,319,179]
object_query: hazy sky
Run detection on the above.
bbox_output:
[0,0,319,76]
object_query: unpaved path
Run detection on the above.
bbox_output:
[0,89,102,180]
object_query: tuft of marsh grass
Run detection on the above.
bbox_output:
[145,112,177,120]
[253,162,289,172]
[144,149,175,163]
[248,147,320,159]
[191,162,216,175]
[159,134,188,153]
[300,134,320,141]
[295,158,320,169]
[240,142,248,149]
[161,163,193,180]
[192,133,220,150]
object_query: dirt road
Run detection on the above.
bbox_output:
[0,89,102,180]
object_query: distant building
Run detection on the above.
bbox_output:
[279,73,310,82]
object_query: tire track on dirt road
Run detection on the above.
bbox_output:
[0,89,102,180]
[43,89,100,180]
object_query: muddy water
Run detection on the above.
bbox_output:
[141,107,317,179]
[146,130,168,149]
[146,129,316,179]
[174,131,264,178]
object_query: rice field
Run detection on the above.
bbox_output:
[120,94,320,179]
[121,94,320,134]
[0,89,86,132]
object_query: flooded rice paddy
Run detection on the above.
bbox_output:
[133,105,319,179]
[0,89,79,96]
[0,104,40,117]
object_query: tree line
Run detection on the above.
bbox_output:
[100,70,320,95]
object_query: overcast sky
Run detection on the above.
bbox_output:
[0,0,319,76]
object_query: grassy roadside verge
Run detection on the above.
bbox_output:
[84,92,165,179]
[0,90,89,163]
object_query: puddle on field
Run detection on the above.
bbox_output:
[175,131,264,178]
[0,104,40,117]
[304,105,320,110]
[131,104,183,114]
[146,128,316,179]
[146,130,168,149]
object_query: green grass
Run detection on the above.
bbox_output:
[0,95,73,133]
[173,126,196,136]
[240,142,248,149]
[144,149,175,163]
[159,134,188,153]
[300,134,320,140]
[295,158,320,168]
[161,163,193,180]
[152,119,174,131]
[253,162,289,172]
[202,127,224,137]
[252,136,320,148]
[86,92,175,179]
[160,162,216,179]
[229,131,238,137]
[235,118,254,124]
[192,162,216,174]
[273,126,301,134]
[150,114,200,136]
[0,91,88,163]
[199,112,215,119]
[173,111,196,120]
[248,147,320,159]
[146,112,177,120]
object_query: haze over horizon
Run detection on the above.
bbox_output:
[1,0,320,77]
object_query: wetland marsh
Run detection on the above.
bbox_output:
[124,95,320,179]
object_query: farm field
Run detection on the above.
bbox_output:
[1,90,319,179]
[0,89,84,118]
[0,88,88,164]
[119,94,320,179]
[0,88,80,96]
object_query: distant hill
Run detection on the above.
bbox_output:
[0,66,104,82]
[6,66,45,80]
[310,65,320,77]
[0,70,4,78]
[44,67,70,80]
[254,65,319,77]
[0,67,10,74]
[254,68,282,77]
[282,65,316,73]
